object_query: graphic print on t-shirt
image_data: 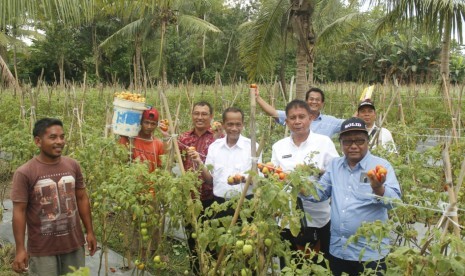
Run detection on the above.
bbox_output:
[33,175,78,236]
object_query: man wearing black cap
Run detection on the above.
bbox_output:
[357,100,396,152]
[302,117,401,275]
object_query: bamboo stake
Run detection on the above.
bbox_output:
[442,143,461,238]
[442,75,458,144]
[284,76,294,137]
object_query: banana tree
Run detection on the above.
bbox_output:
[358,0,465,90]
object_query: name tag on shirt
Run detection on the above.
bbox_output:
[360,172,368,183]
[282,154,292,159]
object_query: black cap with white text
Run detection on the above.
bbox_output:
[339,117,368,135]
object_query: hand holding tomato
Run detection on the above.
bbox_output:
[367,165,387,194]
[250,84,259,98]
[187,146,202,164]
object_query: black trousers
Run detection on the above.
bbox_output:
[329,254,386,276]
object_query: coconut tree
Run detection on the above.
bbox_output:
[99,0,221,87]
[238,0,352,99]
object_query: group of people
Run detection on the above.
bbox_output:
[11,86,401,276]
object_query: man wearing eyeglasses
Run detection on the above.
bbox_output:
[178,101,223,275]
[303,117,401,275]
[255,87,344,137]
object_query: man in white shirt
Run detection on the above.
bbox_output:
[357,100,396,153]
[191,107,259,206]
[271,99,339,260]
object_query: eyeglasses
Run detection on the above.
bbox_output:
[341,139,367,146]
[192,112,210,117]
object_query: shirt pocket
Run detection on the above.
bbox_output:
[354,183,375,201]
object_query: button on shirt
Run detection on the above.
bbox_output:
[178,128,222,200]
[271,132,339,228]
[205,135,260,199]
[305,151,401,261]
[276,110,343,137]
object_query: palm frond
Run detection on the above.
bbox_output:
[178,14,222,34]
[318,12,367,47]
[238,0,291,81]
[99,16,153,49]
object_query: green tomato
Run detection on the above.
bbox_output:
[153,255,161,263]
[235,240,244,249]
[242,244,253,255]
[264,238,272,247]
[191,233,197,239]
[140,222,147,228]
[140,228,148,236]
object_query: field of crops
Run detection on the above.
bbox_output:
[1,82,465,275]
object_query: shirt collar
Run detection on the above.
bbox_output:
[342,151,371,171]
[290,131,312,147]
[315,112,323,121]
[220,134,246,149]
[187,128,214,136]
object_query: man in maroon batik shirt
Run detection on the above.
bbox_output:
[178,101,223,275]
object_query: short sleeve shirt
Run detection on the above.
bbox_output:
[10,157,86,257]
[178,129,221,200]
[205,135,260,199]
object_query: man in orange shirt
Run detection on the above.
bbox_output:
[119,107,170,172]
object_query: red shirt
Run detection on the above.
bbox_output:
[178,128,221,200]
[119,136,164,173]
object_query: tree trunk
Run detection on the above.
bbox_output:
[295,41,308,100]
[59,54,65,87]
[92,25,100,80]
[292,0,313,100]
[134,34,142,91]
[202,13,207,70]
[440,16,452,89]
[0,54,18,88]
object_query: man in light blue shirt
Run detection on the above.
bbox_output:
[304,117,401,275]
[255,87,344,137]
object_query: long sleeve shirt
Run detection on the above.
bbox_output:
[303,151,401,261]
[271,132,339,227]
[205,135,260,199]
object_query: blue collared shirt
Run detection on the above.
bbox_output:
[276,110,343,137]
[302,151,401,261]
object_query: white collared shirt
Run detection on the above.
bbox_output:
[271,131,339,227]
[205,135,260,199]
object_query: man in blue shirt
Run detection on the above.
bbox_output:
[255,87,344,137]
[305,117,401,275]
